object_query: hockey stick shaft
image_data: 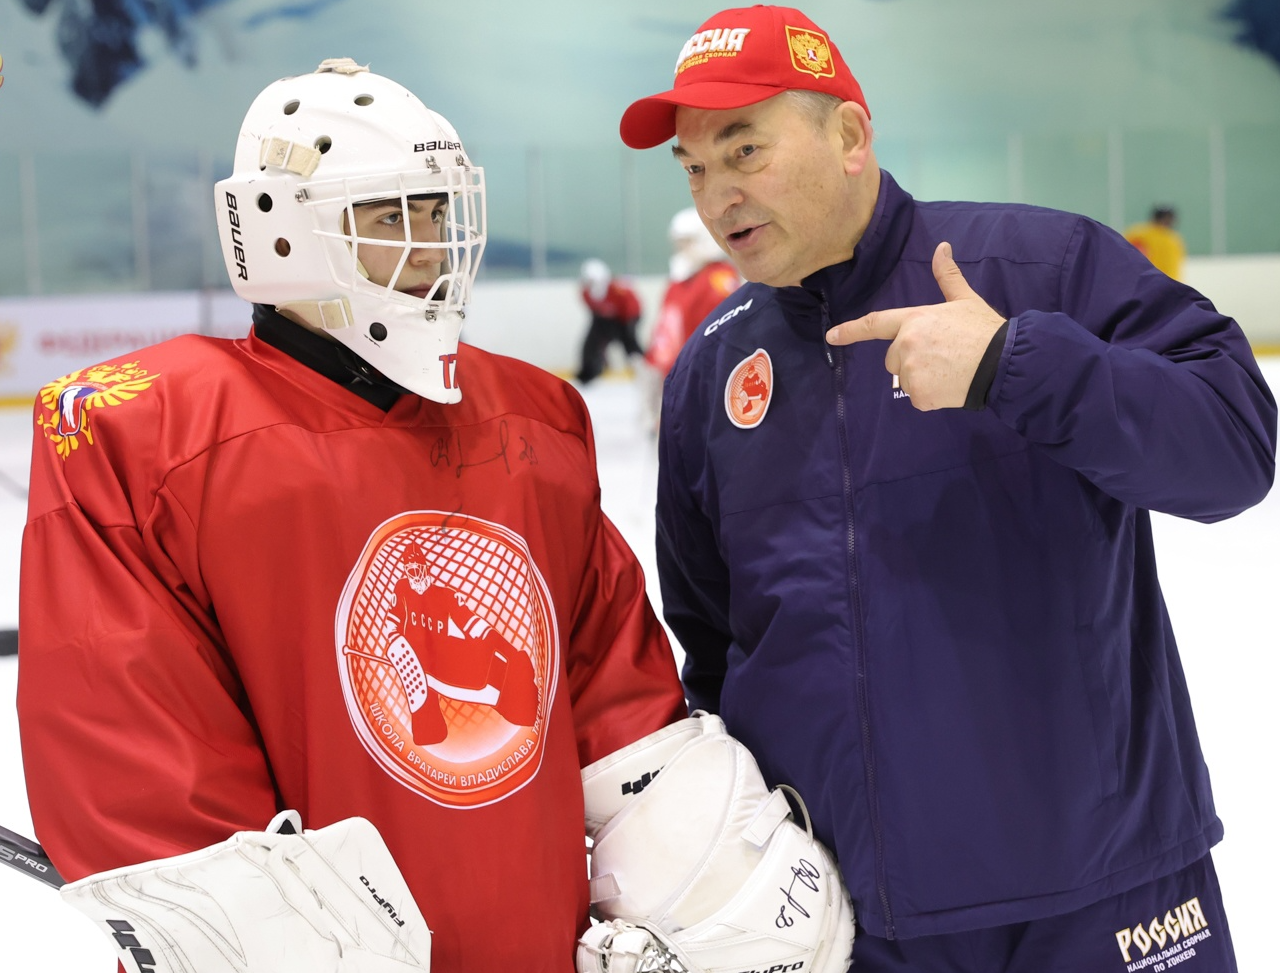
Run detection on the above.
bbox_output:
[0,823,65,889]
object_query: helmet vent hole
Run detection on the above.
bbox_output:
[355,94,374,106]
[257,194,273,212]
[283,100,300,115]
[274,238,291,257]
[315,136,332,154]
[369,322,388,341]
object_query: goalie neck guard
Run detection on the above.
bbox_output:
[579,713,855,973]
[214,58,486,404]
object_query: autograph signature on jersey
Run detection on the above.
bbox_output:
[430,420,538,477]
[36,361,160,459]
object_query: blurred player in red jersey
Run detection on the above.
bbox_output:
[642,207,741,431]
[17,58,685,971]
[576,258,644,385]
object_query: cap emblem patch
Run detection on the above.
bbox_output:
[786,26,835,79]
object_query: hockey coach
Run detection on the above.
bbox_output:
[621,5,1277,971]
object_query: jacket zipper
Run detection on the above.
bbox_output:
[822,295,895,938]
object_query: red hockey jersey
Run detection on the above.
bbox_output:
[18,330,686,971]
[580,280,641,322]
[644,261,740,376]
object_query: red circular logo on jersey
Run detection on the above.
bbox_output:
[336,511,559,807]
[725,348,774,429]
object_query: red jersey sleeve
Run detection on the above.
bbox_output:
[552,389,684,765]
[565,511,687,766]
[18,397,279,882]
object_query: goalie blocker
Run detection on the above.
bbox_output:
[59,810,431,973]
[578,712,855,973]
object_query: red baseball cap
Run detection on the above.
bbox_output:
[620,5,869,149]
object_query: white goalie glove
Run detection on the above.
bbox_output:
[59,810,431,973]
[577,712,856,973]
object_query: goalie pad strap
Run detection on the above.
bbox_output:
[742,787,793,848]
[589,873,622,905]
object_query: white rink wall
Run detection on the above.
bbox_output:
[0,276,667,402]
[0,253,1277,399]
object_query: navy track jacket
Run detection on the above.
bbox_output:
[655,171,1277,940]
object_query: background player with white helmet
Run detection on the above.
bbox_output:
[17,58,688,970]
[575,257,644,385]
[641,207,741,432]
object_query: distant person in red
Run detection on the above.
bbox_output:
[384,542,538,745]
[647,208,741,377]
[643,207,741,430]
[577,258,643,384]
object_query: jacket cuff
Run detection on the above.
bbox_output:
[963,319,1011,411]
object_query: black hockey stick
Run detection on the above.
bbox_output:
[0,824,65,889]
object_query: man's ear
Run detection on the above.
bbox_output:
[836,101,873,176]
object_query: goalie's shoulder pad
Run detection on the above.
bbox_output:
[579,712,855,973]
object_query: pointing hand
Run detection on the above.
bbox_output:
[825,242,1006,411]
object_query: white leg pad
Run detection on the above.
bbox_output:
[579,713,855,973]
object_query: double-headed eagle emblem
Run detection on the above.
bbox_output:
[37,361,158,459]
[787,28,835,79]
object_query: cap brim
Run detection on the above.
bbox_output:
[619,82,789,149]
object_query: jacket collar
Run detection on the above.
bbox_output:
[774,168,916,337]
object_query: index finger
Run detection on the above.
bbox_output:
[825,308,908,346]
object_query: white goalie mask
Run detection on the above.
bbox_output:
[214,58,486,403]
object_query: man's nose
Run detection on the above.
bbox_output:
[698,171,745,224]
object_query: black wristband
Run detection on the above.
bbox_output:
[963,319,1010,412]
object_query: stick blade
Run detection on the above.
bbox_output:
[0,824,66,889]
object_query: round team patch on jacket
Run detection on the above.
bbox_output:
[336,511,559,808]
[725,349,774,429]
